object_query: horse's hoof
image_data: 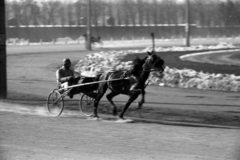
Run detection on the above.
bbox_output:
[112,109,118,116]
[137,102,142,109]
[87,117,101,121]
[115,118,134,123]
[87,114,101,121]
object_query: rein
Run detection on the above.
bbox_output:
[141,69,157,72]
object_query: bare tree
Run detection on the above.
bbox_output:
[126,0,137,25]
[5,1,11,21]
[8,0,240,27]
[75,0,87,25]
[41,1,61,25]
[115,1,123,25]
[202,0,219,26]
[11,0,33,25]
[58,4,67,25]
[120,0,130,25]
[29,1,41,25]
[106,1,114,26]
[152,0,160,25]
[235,1,240,25]
[66,2,74,25]
[91,0,105,26]
[161,0,178,24]
[191,0,205,25]
[144,1,152,25]
[220,0,240,26]
[136,0,145,25]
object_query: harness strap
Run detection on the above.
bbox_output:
[144,79,151,88]
[120,70,130,79]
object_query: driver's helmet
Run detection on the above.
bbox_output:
[63,58,71,64]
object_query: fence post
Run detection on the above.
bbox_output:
[0,0,7,98]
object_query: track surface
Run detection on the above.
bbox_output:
[1,43,240,159]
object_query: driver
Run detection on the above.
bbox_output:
[56,58,80,98]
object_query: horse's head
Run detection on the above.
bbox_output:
[144,50,165,74]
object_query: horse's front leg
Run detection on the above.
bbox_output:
[119,92,139,119]
[137,89,145,109]
[93,99,100,118]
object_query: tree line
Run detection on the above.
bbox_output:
[6,0,240,27]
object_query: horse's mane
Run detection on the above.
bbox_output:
[132,56,148,66]
[130,56,148,76]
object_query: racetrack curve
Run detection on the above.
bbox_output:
[1,44,240,160]
[180,49,240,67]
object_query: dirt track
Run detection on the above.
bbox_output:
[1,44,240,159]
[1,110,240,160]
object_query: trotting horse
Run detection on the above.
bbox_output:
[82,34,103,46]
[92,50,165,120]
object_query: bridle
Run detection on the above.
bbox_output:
[142,55,165,74]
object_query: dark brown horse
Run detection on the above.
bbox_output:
[82,34,103,46]
[71,76,100,98]
[92,50,165,119]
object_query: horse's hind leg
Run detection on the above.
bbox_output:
[106,91,119,116]
[119,93,139,119]
[93,83,108,118]
[138,89,145,109]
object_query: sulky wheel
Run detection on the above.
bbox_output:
[79,94,95,117]
[47,89,64,117]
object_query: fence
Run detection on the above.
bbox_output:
[6,25,240,43]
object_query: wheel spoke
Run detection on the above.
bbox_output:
[79,94,94,117]
[47,90,64,117]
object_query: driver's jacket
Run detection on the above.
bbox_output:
[56,66,74,85]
